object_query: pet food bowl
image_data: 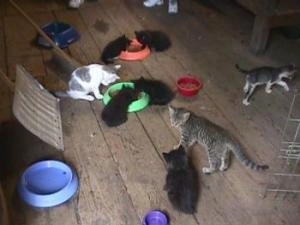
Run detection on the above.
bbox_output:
[119,39,151,61]
[176,75,203,96]
[37,22,80,49]
[18,160,79,208]
[103,82,150,112]
[142,210,169,225]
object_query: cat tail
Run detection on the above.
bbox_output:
[228,142,269,171]
[235,64,249,74]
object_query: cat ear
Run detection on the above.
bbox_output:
[182,112,190,122]
[177,145,185,152]
[162,152,169,161]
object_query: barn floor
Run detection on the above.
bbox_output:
[0,0,300,225]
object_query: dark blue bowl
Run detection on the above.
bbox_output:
[37,22,80,49]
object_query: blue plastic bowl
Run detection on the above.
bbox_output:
[18,160,79,208]
[37,22,80,49]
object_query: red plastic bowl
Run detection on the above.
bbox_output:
[176,76,203,96]
[119,38,151,61]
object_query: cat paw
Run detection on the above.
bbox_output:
[285,87,290,92]
[85,95,95,101]
[143,0,164,7]
[69,0,84,8]
[242,99,250,106]
[219,165,228,171]
[168,1,178,13]
[95,94,103,100]
[202,167,212,174]
[265,89,272,94]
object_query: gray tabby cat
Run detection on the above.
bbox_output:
[236,64,297,106]
[168,105,269,174]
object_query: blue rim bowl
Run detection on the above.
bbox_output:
[37,22,80,49]
[18,160,79,208]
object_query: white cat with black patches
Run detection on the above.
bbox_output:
[55,64,120,101]
[236,64,297,105]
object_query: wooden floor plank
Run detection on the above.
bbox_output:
[113,1,299,225]
[132,0,299,151]
[60,100,140,225]
[54,9,101,64]
[5,0,65,16]
[91,100,201,225]
[4,15,40,57]
[0,1,299,225]
[123,2,300,225]
[77,3,197,225]
[51,6,140,225]
[0,121,65,225]
[92,2,249,225]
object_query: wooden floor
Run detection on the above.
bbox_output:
[0,0,300,225]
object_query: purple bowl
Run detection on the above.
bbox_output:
[142,210,169,225]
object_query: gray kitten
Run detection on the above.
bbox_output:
[236,64,297,105]
[168,105,269,174]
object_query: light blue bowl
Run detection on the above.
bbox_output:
[18,160,79,208]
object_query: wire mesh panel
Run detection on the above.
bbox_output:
[12,65,64,151]
[265,91,300,198]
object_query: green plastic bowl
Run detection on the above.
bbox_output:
[103,82,150,112]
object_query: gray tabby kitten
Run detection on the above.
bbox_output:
[168,105,269,174]
[236,64,297,106]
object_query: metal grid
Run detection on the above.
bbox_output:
[265,91,300,198]
[12,65,64,151]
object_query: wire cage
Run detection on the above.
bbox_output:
[265,90,300,199]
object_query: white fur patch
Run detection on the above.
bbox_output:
[59,64,120,101]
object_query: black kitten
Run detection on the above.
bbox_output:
[101,86,139,127]
[163,145,199,214]
[134,30,171,52]
[131,77,174,105]
[101,35,131,64]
